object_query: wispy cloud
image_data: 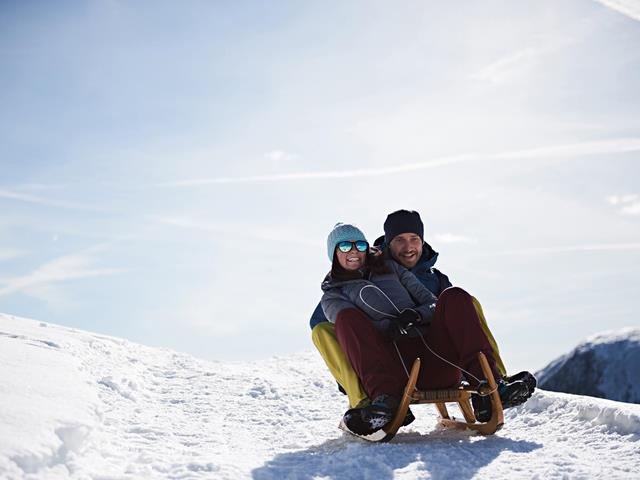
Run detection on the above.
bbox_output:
[0,188,109,212]
[153,215,321,248]
[434,233,477,244]
[593,0,640,22]
[155,154,472,187]
[606,194,638,205]
[0,248,25,262]
[607,194,640,215]
[471,33,577,85]
[622,203,640,215]
[489,242,640,256]
[157,138,640,187]
[0,245,127,298]
[471,47,542,84]
[264,150,299,162]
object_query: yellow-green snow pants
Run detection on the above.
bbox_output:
[471,297,507,377]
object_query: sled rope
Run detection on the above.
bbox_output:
[358,285,403,317]
[359,285,418,378]
[392,340,411,379]
[416,329,497,396]
[358,284,498,396]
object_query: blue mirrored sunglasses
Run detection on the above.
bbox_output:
[337,240,369,253]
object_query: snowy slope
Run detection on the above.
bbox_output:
[1,314,639,479]
[536,328,640,403]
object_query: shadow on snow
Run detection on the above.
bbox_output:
[252,428,542,480]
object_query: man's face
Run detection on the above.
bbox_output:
[389,233,423,268]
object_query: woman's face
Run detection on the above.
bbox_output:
[335,240,367,271]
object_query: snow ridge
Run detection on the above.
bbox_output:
[1,313,640,479]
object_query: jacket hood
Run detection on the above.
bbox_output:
[373,234,440,270]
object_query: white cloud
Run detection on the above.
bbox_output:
[12,183,68,191]
[470,33,577,86]
[606,194,638,205]
[152,215,321,249]
[606,194,640,215]
[264,150,299,162]
[155,156,466,186]
[490,242,640,256]
[0,188,109,212]
[621,202,640,215]
[593,0,640,22]
[0,245,127,299]
[157,137,640,187]
[471,47,542,84]
[0,248,26,262]
[434,233,477,244]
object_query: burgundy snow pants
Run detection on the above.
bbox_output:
[334,287,499,401]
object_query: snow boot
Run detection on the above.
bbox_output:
[472,379,530,422]
[505,371,537,396]
[343,394,399,435]
[337,382,347,395]
[403,408,415,427]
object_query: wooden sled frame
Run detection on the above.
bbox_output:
[379,352,504,442]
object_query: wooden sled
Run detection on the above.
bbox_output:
[341,352,504,442]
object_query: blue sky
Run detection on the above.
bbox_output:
[1,0,639,373]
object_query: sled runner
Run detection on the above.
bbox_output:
[340,352,504,442]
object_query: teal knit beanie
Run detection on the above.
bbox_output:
[326,223,367,261]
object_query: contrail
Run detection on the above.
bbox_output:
[491,242,640,256]
[0,244,126,298]
[157,155,472,187]
[157,138,640,187]
[593,0,640,23]
[0,189,109,212]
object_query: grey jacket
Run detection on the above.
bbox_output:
[320,259,438,336]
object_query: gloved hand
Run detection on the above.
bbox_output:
[395,309,421,331]
[386,309,421,341]
[385,321,408,341]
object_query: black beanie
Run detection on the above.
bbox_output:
[384,210,424,244]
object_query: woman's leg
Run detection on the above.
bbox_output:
[311,321,368,408]
[334,308,406,400]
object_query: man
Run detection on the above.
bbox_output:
[310,209,535,409]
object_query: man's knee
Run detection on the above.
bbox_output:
[439,286,472,303]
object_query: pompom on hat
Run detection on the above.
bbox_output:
[384,210,424,244]
[326,223,367,261]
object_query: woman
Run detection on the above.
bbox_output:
[320,223,530,436]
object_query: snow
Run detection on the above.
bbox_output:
[1,313,639,479]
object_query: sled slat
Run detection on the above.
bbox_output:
[413,389,471,403]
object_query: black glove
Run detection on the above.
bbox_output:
[385,309,421,341]
[395,309,421,331]
[385,321,408,341]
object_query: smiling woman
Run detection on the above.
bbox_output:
[335,240,368,271]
